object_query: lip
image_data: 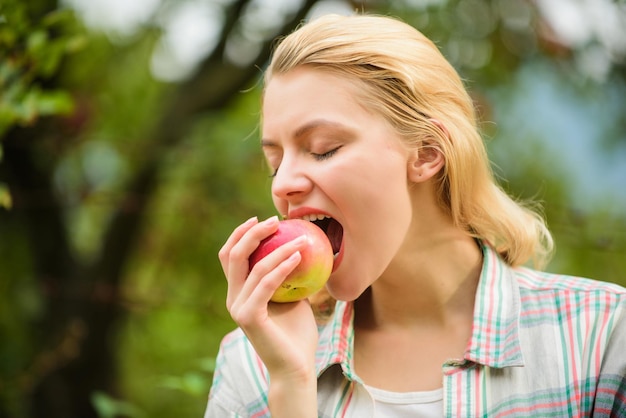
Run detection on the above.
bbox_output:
[332,239,345,273]
[288,206,345,272]
[287,206,334,220]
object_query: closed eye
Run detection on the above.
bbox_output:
[268,146,341,178]
[312,146,341,161]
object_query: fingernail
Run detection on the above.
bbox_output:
[293,235,307,245]
[265,215,279,225]
[245,216,258,224]
[288,251,301,262]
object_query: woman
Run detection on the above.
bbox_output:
[204,14,626,417]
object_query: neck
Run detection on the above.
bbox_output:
[355,228,483,331]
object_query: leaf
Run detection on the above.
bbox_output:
[26,30,47,56]
[35,90,74,116]
[158,372,210,396]
[91,392,117,418]
[182,372,209,396]
[91,391,145,418]
[0,183,11,209]
[198,357,216,373]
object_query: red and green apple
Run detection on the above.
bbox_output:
[249,219,333,303]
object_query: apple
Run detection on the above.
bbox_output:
[249,219,333,303]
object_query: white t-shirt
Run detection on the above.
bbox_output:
[362,385,443,417]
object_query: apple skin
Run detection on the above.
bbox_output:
[249,219,333,303]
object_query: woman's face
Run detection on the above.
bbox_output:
[261,66,416,301]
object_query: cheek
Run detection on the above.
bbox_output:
[329,148,410,222]
[342,153,410,209]
[342,156,412,250]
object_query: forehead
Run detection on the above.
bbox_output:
[264,67,360,106]
[261,67,372,134]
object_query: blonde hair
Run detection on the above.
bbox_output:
[265,14,553,269]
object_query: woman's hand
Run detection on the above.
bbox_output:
[218,216,319,381]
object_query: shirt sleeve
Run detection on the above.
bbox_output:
[203,396,242,418]
[203,343,244,418]
[594,296,626,416]
[202,328,270,418]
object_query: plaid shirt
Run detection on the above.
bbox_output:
[204,245,626,417]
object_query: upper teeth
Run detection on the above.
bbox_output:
[299,214,330,222]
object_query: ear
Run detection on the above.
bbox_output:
[407,119,447,183]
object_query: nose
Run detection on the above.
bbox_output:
[271,158,313,202]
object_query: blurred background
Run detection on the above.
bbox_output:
[1,0,625,417]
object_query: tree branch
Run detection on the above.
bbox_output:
[210,0,253,60]
[92,0,322,290]
[1,124,77,310]
[176,0,320,116]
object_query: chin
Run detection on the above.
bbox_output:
[325,273,368,303]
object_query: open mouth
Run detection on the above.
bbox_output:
[310,217,343,257]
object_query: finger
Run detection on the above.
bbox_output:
[231,251,302,327]
[237,234,306,296]
[251,251,302,305]
[224,216,281,304]
[218,216,259,268]
[221,215,279,282]
[229,235,308,311]
[226,216,280,279]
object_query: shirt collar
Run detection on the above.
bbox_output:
[315,298,360,381]
[314,243,524,379]
[464,243,524,368]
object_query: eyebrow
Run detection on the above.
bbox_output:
[261,119,354,146]
[294,119,348,138]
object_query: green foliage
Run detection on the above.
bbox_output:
[0,1,624,417]
[0,213,38,416]
[91,392,145,418]
[0,183,10,209]
[159,372,209,397]
[51,30,166,260]
[0,0,85,137]
[0,0,87,212]
[115,88,273,418]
